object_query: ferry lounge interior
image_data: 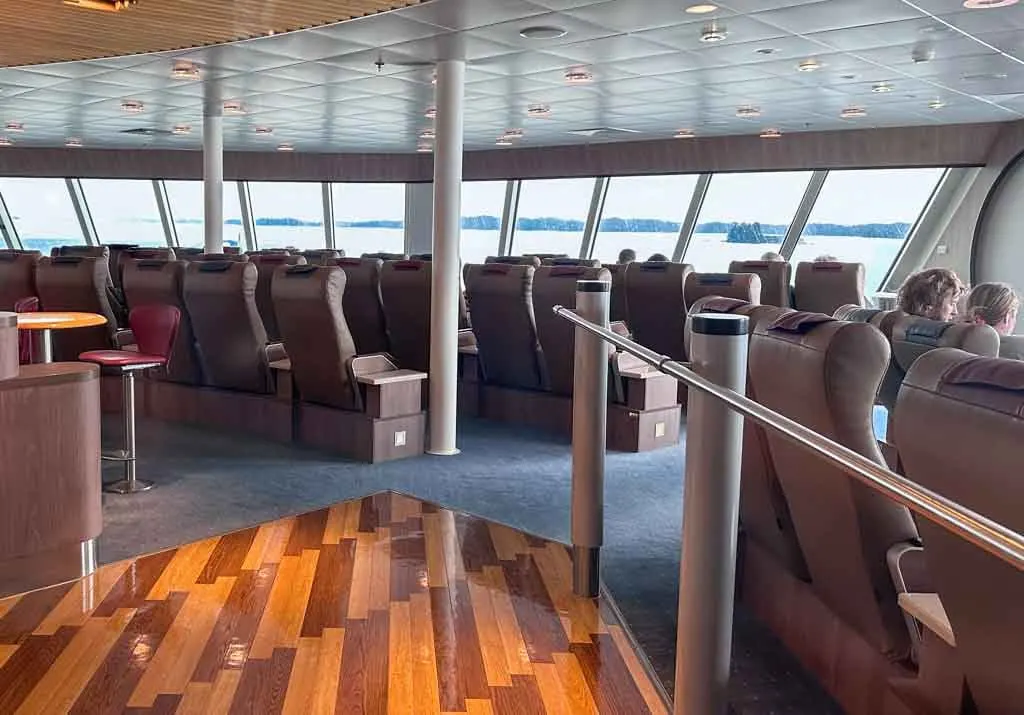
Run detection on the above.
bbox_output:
[1,0,1024,713]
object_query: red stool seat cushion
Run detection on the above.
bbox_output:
[79,350,167,368]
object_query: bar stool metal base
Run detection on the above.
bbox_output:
[104,477,154,494]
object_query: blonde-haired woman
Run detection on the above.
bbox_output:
[965,281,1023,359]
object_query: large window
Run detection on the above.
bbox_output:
[332,183,405,257]
[592,175,699,264]
[164,180,242,249]
[687,172,812,272]
[80,180,166,247]
[512,178,595,256]
[462,181,506,265]
[0,178,84,253]
[792,169,946,291]
[249,182,325,250]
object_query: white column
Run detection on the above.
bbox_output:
[203,84,224,254]
[428,60,465,456]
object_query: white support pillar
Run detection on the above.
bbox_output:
[428,59,465,456]
[203,84,224,254]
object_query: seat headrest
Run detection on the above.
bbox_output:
[52,256,84,265]
[283,264,318,276]
[696,273,736,285]
[736,260,770,269]
[549,266,590,277]
[135,260,169,270]
[834,305,881,322]
[483,263,512,274]
[196,261,234,272]
[697,296,748,313]
[811,262,845,271]
[392,260,425,271]
[105,243,140,250]
[904,318,950,344]
[639,262,670,272]
[943,356,1024,392]
[769,311,837,333]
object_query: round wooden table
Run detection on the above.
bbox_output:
[16,312,108,363]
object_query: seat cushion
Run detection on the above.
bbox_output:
[78,350,167,368]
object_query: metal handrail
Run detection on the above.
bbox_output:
[553,305,1024,572]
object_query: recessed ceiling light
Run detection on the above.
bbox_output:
[841,106,867,119]
[276,143,294,152]
[416,142,432,153]
[495,137,514,146]
[424,106,437,119]
[928,98,947,109]
[0,137,12,147]
[120,99,144,113]
[736,105,761,118]
[700,22,728,42]
[501,128,524,140]
[254,126,273,135]
[755,48,777,55]
[419,128,435,140]
[170,61,200,80]
[871,81,894,93]
[65,137,83,148]
[674,128,696,139]
[963,0,1018,8]
[565,67,593,84]
[797,58,821,72]
[520,26,568,40]
[685,3,718,13]
[759,128,782,139]
[4,121,23,133]
[527,104,552,118]
[172,124,191,135]
[223,100,246,115]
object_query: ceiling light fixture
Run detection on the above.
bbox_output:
[759,128,782,139]
[501,128,524,140]
[172,124,191,135]
[495,137,514,146]
[416,142,432,153]
[565,67,593,84]
[62,0,137,11]
[674,128,696,139]
[120,99,144,113]
[171,61,200,80]
[736,105,761,118]
[963,0,1018,8]
[223,100,246,115]
[840,106,867,119]
[685,3,718,13]
[254,126,273,135]
[928,98,947,109]
[277,143,295,152]
[0,137,12,147]
[700,22,728,42]
[424,106,437,119]
[4,122,23,133]
[65,137,83,148]
[871,81,894,93]
[797,58,821,72]
[527,103,552,118]
[520,26,568,40]
[419,129,435,140]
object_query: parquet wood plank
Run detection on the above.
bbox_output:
[280,637,319,715]
[197,527,260,584]
[387,601,413,715]
[35,561,132,634]
[0,626,77,713]
[242,518,296,571]
[341,500,363,540]
[369,527,393,613]
[465,699,496,715]
[466,575,513,687]
[552,653,601,715]
[323,504,348,545]
[92,550,178,618]
[483,565,534,677]
[311,628,345,715]
[207,669,243,714]
[252,549,320,658]
[0,583,75,644]
[147,541,219,601]
[284,509,330,557]
[228,647,296,715]
[409,592,440,715]
[488,523,531,563]
[0,644,18,671]
[0,596,21,622]
[422,513,449,589]
[175,682,213,715]
[348,533,375,620]
[533,661,575,715]
[299,542,356,638]
[607,626,669,715]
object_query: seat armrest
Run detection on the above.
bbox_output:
[269,358,291,372]
[355,369,427,386]
[610,320,630,339]
[458,328,476,349]
[113,329,136,349]
[349,352,399,381]
[889,542,932,660]
[898,593,955,648]
[265,342,288,363]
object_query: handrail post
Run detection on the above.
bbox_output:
[570,279,610,598]
[675,313,748,715]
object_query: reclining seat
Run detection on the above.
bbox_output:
[0,250,41,310]
[603,263,630,325]
[175,248,205,261]
[541,257,601,267]
[334,257,390,355]
[684,272,762,308]
[250,253,307,342]
[793,260,865,315]
[623,261,693,361]
[122,259,203,385]
[182,261,275,394]
[379,259,432,372]
[749,311,919,662]
[835,305,903,438]
[116,248,175,293]
[484,255,542,267]
[464,262,547,391]
[193,252,249,263]
[730,259,792,308]
[896,350,1024,715]
[301,249,342,265]
[685,297,807,579]
[35,256,122,361]
[52,244,127,325]
[362,252,406,261]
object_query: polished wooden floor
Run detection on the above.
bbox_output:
[0,492,669,715]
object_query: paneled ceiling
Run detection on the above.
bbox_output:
[0,0,1022,153]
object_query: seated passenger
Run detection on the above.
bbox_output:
[896,268,964,321]
[814,254,838,262]
[647,253,669,262]
[617,248,636,265]
[965,281,1023,359]
[760,251,783,262]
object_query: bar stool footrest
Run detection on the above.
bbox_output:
[101,450,131,461]
[104,478,154,494]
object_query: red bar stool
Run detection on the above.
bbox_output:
[80,304,180,494]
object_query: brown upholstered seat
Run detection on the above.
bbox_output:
[793,261,865,314]
[0,250,41,310]
[300,249,343,265]
[531,264,611,396]
[51,245,109,260]
[193,252,249,262]
[379,259,432,372]
[334,257,390,355]
[540,257,601,267]
[623,261,693,361]
[250,254,307,342]
[484,255,542,267]
[116,248,175,293]
[175,248,205,261]
[272,265,359,411]
[683,272,762,307]
[35,256,120,361]
[896,350,1024,715]
[729,260,792,308]
[102,244,140,295]
[603,263,630,324]
[182,260,274,394]
[122,259,203,385]
[464,262,547,391]
[362,252,406,261]
[749,312,918,661]
[835,305,903,412]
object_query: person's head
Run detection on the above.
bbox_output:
[760,251,783,262]
[647,253,669,262]
[964,282,1020,336]
[814,254,838,263]
[617,248,636,265]
[897,268,966,322]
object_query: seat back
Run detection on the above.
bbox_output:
[273,265,359,410]
[896,350,1024,715]
[835,305,903,409]
[793,261,865,314]
[603,263,630,324]
[129,304,180,361]
[729,260,792,308]
[362,252,406,261]
[193,252,249,262]
[250,254,307,342]
[749,312,918,659]
[883,314,1000,410]
[300,249,343,265]
[122,259,203,385]
[51,245,109,260]
[334,257,390,355]
[116,248,175,291]
[35,256,119,361]
[532,265,610,396]
[465,262,547,390]
[102,244,139,294]
[183,261,273,394]
[409,253,432,261]
[175,248,205,261]
[684,272,762,307]
[379,259,432,371]
[0,250,41,310]
[484,255,542,267]
[541,257,601,267]
[623,261,693,360]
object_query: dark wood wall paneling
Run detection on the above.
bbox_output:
[0,122,1009,183]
